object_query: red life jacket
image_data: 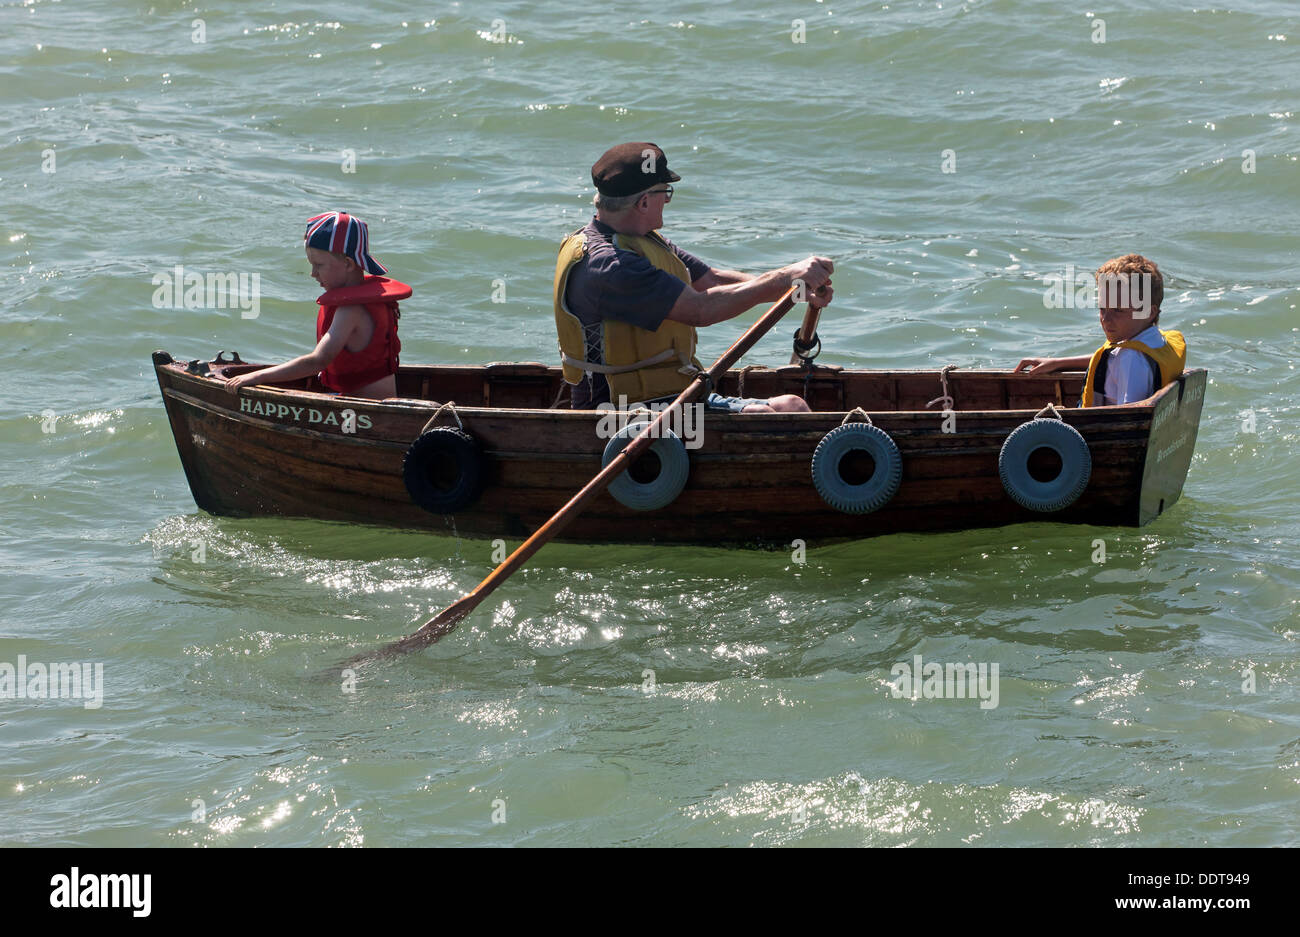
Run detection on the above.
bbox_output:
[315,276,411,394]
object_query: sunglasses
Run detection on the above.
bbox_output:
[643,185,673,203]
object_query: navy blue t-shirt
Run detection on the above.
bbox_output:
[563,217,711,407]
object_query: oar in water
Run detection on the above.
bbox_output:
[346,287,803,665]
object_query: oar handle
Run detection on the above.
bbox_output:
[790,296,822,365]
[795,308,819,349]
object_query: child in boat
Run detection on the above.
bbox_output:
[1013,253,1186,406]
[224,211,411,399]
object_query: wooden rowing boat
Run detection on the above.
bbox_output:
[152,350,1205,544]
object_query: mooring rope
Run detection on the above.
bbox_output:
[549,382,569,410]
[925,364,959,411]
[420,400,463,435]
[737,364,759,399]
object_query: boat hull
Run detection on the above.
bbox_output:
[153,352,1206,545]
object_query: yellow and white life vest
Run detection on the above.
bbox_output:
[553,228,704,403]
[1081,329,1187,407]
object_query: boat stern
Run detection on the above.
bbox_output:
[1138,369,1207,525]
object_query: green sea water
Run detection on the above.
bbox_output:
[1,0,1297,846]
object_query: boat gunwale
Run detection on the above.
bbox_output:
[155,354,1198,423]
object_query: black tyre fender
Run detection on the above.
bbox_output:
[403,427,485,514]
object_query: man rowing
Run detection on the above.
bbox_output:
[553,142,834,412]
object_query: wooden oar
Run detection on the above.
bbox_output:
[346,287,801,665]
[789,293,823,365]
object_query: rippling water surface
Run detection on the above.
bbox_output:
[1,0,1297,846]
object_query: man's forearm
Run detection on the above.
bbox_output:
[672,269,789,326]
[699,268,752,288]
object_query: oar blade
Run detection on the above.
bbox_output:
[330,594,477,672]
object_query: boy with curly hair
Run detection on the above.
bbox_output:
[1015,253,1186,406]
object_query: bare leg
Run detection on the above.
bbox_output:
[767,394,810,412]
[742,394,810,413]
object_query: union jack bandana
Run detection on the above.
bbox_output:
[303,211,387,275]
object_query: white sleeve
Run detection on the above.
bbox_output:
[1105,348,1156,404]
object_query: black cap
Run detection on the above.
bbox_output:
[591,142,681,197]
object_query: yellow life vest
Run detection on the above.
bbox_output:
[1081,329,1187,407]
[553,228,704,404]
